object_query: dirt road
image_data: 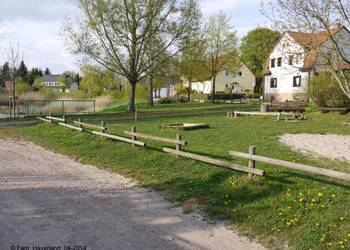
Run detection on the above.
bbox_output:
[0,140,264,250]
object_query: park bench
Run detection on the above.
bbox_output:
[319,107,350,115]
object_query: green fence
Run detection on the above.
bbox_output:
[24,100,96,116]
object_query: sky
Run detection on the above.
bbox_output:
[0,0,268,74]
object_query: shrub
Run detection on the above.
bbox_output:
[158,96,176,104]
[309,73,350,108]
[177,95,188,103]
[191,92,208,102]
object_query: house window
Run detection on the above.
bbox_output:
[293,76,302,87]
[296,53,303,64]
[277,57,282,67]
[289,55,294,65]
[271,58,276,68]
[237,71,242,77]
[225,84,229,88]
[270,78,278,88]
[225,70,229,76]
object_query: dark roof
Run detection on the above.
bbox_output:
[42,74,76,85]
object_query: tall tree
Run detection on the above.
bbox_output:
[203,11,239,103]
[64,0,200,112]
[240,28,280,86]
[179,38,208,101]
[263,0,350,99]
[44,68,51,75]
[17,60,28,82]
[0,62,10,88]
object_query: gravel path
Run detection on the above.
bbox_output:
[280,133,350,162]
[0,139,264,250]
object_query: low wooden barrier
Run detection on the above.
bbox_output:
[229,147,350,181]
[37,116,51,123]
[163,147,265,176]
[74,118,107,132]
[58,122,83,131]
[92,131,145,147]
[124,126,187,149]
[46,114,66,123]
[227,111,304,120]
[319,107,350,114]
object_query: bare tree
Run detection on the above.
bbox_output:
[262,0,350,99]
[203,11,239,103]
[5,43,22,117]
[64,0,200,112]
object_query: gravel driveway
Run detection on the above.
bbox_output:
[0,140,264,250]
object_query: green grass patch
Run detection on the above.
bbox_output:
[1,111,350,249]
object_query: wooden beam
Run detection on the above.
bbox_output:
[58,122,83,132]
[233,111,295,117]
[124,131,187,146]
[74,120,107,131]
[46,116,65,122]
[37,117,51,123]
[163,147,265,176]
[92,131,145,147]
[229,151,350,181]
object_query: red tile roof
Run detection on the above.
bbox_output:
[263,26,348,74]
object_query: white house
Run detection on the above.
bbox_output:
[263,25,350,102]
[41,74,79,93]
[186,62,256,95]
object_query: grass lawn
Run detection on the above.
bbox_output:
[100,101,255,114]
[1,108,350,249]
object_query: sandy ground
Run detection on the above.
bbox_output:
[0,139,264,250]
[280,133,350,162]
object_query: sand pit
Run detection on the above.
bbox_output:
[280,133,350,162]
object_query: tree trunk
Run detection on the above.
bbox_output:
[187,81,192,102]
[211,75,217,104]
[128,81,137,112]
[158,88,161,98]
[148,74,154,106]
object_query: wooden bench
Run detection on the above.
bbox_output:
[319,107,350,115]
[269,102,306,113]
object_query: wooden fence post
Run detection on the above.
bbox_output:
[49,112,53,123]
[101,121,106,133]
[176,134,182,158]
[63,115,66,124]
[135,109,138,122]
[248,146,256,178]
[131,126,136,147]
[78,118,83,130]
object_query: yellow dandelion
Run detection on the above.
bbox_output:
[340,217,345,221]
[347,232,350,238]
[317,192,324,197]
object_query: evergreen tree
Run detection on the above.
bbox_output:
[44,68,51,75]
[0,62,11,88]
[17,60,28,82]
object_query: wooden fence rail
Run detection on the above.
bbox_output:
[37,117,51,123]
[92,131,145,147]
[124,126,187,146]
[74,119,107,132]
[229,149,350,181]
[58,122,83,132]
[163,147,265,176]
[46,115,66,122]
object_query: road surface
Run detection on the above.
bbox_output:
[0,139,264,250]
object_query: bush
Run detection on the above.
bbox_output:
[191,92,208,102]
[177,95,188,103]
[309,73,350,108]
[158,97,176,104]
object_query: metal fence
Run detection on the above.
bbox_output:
[24,100,96,116]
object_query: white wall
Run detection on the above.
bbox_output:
[264,34,309,100]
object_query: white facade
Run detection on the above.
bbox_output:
[264,34,309,102]
[187,63,256,95]
[264,26,350,102]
